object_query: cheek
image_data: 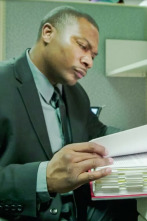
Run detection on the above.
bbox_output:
[60,48,76,66]
[51,42,81,68]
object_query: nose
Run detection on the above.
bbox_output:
[80,54,93,69]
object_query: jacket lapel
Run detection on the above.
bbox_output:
[14,51,53,159]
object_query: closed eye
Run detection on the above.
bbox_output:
[77,40,97,61]
[79,43,87,50]
[77,40,88,50]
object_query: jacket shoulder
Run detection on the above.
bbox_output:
[64,82,90,108]
[67,82,88,97]
[0,58,15,75]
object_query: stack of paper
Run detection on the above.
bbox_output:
[90,125,147,200]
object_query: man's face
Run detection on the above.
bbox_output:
[43,17,99,86]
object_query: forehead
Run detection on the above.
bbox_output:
[59,17,99,53]
[77,18,99,52]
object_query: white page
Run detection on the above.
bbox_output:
[91,125,147,157]
[95,152,147,170]
[113,152,147,168]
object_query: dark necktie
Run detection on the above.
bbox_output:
[50,87,70,146]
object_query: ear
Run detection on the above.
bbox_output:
[42,23,55,44]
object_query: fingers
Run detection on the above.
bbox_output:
[77,155,113,173]
[62,142,109,164]
[47,142,113,193]
[66,142,108,157]
[78,167,112,186]
[70,150,102,163]
[63,141,113,172]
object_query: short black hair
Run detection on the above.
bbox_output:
[37,6,99,40]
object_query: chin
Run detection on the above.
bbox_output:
[62,77,77,86]
[66,79,77,86]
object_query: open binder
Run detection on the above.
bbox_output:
[90,125,147,200]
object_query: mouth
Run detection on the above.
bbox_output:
[74,68,87,79]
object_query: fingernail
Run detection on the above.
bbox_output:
[104,149,109,156]
[105,167,112,174]
[108,158,113,164]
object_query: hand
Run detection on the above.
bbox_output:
[46,142,113,193]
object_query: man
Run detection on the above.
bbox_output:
[0,6,137,221]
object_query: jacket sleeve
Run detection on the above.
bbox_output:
[74,83,120,140]
[0,113,40,218]
[87,109,121,140]
[0,162,40,218]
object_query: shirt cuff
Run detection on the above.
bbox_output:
[36,161,50,203]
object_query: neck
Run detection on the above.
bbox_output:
[29,43,43,70]
[29,43,54,84]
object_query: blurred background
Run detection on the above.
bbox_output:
[0,0,147,130]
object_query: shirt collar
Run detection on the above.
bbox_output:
[26,49,62,103]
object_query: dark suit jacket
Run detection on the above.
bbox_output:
[0,51,108,221]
